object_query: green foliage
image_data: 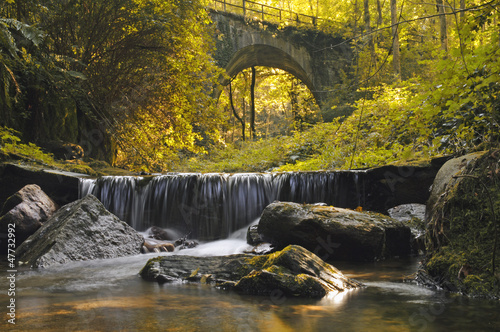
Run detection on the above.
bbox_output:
[0,126,54,164]
[219,67,321,143]
[1,0,499,174]
[0,16,83,146]
[177,136,289,172]
[1,0,228,171]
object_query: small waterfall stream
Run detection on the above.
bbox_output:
[79,171,366,240]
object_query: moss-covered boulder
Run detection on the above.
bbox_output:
[421,150,500,298]
[257,202,412,261]
[140,245,362,298]
[16,194,144,268]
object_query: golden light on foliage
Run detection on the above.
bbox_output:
[1,0,499,172]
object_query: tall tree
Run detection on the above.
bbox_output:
[436,0,448,52]
[229,81,246,141]
[390,0,401,79]
[364,0,376,66]
[30,0,225,170]
[250,66,256,139]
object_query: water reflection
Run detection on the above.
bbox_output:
[1,253,500,331]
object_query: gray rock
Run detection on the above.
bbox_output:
[425,151,485,223]
[140,244,362,298]
[257,202,412,261]
[0,184,58,246]
[388,203,426,222]
[388,204,426,255]
[16,194,144,268]
[246,224,262,245]
[0,163,83,208]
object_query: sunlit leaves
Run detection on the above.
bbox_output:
[22,0,227,171]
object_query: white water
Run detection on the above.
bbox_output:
[79,171,366,239]
[173,219,259,256]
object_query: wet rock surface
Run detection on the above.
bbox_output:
[388,204,426,255]
[140,245,362,298]
[16,194,144,268]
[257,202,412,261]
[246,224,262,245]
[0,184,58,248]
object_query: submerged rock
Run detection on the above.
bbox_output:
[0,184,58,247]
[16,194,144,268]
[173,236,199,250]
[140,245,362,298]
[258,202,412,261]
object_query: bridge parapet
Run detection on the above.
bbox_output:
[210,0,321,27]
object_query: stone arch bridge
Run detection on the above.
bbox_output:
[210,10,353,108]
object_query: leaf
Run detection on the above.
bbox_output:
[65,70,87,80]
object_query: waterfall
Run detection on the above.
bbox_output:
[79,171,366,240]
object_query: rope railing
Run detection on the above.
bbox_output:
[209,0,321,26]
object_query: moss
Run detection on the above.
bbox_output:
[425,247,465,280]
[139,256,163,276]
[244,254,269,269]
[424,150,500,298]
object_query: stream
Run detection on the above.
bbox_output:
[1,227,499,331]
[2,172,499,330]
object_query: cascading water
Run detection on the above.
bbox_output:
[79,171,366,240]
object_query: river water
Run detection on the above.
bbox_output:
[1,172,499,331]
[1,233,499,331]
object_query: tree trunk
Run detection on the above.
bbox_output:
[250,66,256,140]
[16,0,24,22]
[377,0,383,26]
[364,0,376,67]
[229,82,245,141]
[390,0,401,79]
[291,79,300,130]
[436,0,448,52]
[460,0,465,23]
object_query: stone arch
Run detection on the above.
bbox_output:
[211,11,354,109]
[220,44,319,103]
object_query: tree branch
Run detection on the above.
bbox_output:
[313,0,498,53]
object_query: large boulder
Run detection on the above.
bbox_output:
[0,163,82,208]
[425,151,486,236]
[16,194,144,268]
[257,202,411,261]
[0,184,58,247]
[140,245,362,298]
[420,150,500,298]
